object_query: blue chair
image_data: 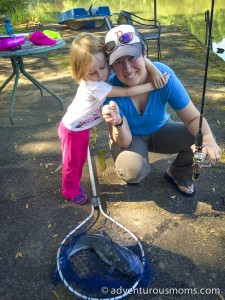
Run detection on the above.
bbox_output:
[97,6,111,16]
[58,8,88,23]
[73,8,88,18]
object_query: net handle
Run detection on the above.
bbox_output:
[87,146,98,197]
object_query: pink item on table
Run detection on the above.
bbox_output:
[29,31,57,46]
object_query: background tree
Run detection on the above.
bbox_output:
[0,0,29,18]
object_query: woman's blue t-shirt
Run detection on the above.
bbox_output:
[104,62,190,136]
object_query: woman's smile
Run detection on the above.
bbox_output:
[124,71,137,79]
[112,55,147,86]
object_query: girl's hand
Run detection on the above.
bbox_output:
[151,71,170,89]
[162,72,170,86]
[102,101,121,125]
[144,57,170,89]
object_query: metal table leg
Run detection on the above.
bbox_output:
[17,57,43,96]
[8,58,20,124]
[0,65,16,92]
[1,56,64,124]
[18,57,64,110]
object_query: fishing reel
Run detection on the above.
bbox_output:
[192,149,211,181]
[192,131,212,180]
[192,151,206,180]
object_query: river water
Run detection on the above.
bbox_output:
[37,0,225,61]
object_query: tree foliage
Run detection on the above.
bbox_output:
[0,0,29,17]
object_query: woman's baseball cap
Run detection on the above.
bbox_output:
[104,24,142,65]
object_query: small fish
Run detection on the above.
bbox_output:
[69,233,143,276]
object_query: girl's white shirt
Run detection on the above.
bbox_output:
[62,80,112,131]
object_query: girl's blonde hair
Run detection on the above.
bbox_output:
[70,32,105,83]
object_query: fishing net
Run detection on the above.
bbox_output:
[52,200,154,299]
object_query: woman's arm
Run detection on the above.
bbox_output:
[176,101,222,164]
[102,101,132,148]
[107,72,169,98]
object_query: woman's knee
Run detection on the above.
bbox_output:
[115,151,150,183]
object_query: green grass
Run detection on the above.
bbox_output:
[9,193,17,202]
[90,127,98,148]
[97,149,106,171]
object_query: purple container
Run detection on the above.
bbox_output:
[0,36,25,51]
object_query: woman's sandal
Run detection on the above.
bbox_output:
[164,172,196,197]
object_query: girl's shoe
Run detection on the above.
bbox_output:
[79,185,84,194]
[67,193,87,205]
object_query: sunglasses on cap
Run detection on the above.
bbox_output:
[104,32,139,53]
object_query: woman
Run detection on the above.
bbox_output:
[102,24,221,197]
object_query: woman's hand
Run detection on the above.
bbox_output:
[102,101,132,148]
[191,140,221,166]
[102,101,121,125]
[177,101,222,166]
[201,141,222,166]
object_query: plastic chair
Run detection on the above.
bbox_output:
[118,10,161,61]
[97,6,111,16]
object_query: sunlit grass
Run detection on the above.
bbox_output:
[90,126,98,148]
[10,5,41,26]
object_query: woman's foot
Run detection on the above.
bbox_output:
[164,171,195,197]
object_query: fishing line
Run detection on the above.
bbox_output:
[177,0,203,14]
[192,0,215,180]
[52,146,154,299]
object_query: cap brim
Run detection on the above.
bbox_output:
[109,43,142,65]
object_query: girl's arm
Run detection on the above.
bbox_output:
[107,72,170,98]
[144,57,167,89]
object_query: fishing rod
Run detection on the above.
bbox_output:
[192,0,215,180]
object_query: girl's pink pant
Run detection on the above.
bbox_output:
[58,121,89,199]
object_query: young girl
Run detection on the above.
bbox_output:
[58,32,169,204]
